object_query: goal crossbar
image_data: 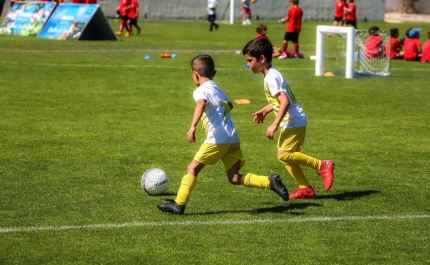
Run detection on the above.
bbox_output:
[315,25,356,79]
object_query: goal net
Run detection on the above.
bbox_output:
[315,26,391,78]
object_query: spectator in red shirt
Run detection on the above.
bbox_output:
[128,0,141,34]
[421,30,430,63]
[364,26,383,58]
[255,24,282,58]
[278,0,303,59]
[343,0,356,29]
[385,28,403,59]
[403,28,422,61]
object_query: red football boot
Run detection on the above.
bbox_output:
[318,160,334,191]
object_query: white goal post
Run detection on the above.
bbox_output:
[315,25,356,79]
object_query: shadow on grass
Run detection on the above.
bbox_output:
[154,192,177,196]
[188,202,322,216]
[159,190,380,215]
[315,190,380,200]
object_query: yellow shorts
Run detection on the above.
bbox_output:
[277,126,306,152]
[194,143,246,171]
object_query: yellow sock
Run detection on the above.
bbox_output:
[278,152,319,188]
[284,163,311,188]
[241,173,270,189]
[278,152,321,171]
[174,174,197,206]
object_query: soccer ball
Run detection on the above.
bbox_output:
[251,0,257,3]
[141,168,169,195]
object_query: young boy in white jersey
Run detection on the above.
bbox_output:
[157,54,289,215]
[207,0,219,31]
[242,38,334,199]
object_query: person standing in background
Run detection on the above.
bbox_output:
[207,0,219,31]
[343,0,356,29]
[278,0,303,59]
[332,0,346,26]
[240,0,251,25]
[115,0,132,37]
[128,0,141,34]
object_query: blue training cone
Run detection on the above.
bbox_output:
[144,55,152,60]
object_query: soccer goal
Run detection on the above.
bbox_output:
[315,25,391,78]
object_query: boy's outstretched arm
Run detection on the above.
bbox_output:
[266,92,289,140]
[187,99,206,143]
[252,104,273,124]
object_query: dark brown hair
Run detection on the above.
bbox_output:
[190,54,215,78]
[256,24,267,34]
[242,38,273,63]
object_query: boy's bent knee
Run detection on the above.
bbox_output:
[227,173,242,185]
[186,160,205,177]
[277,151,293,164]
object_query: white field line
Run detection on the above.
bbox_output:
[0,61,314,71]
[0,46,315,53]
[0,61,428,72]
[1,214,428,234]
[2,49,236,53]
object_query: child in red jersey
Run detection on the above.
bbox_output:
[278,0,303,59]
[255,24,282,57]
[404,28,422,61]
[421,30,430,63]
[385,28,403,59]
[343,0,356,29]
[364,26,383,58]
[128,0,141,34]
[333,0,346,26]
[115,0,131,37]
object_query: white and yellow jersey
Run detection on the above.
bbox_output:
[263,67,307,129]
[193,80,240,144]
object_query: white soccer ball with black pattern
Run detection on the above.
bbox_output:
[141,168,169,195]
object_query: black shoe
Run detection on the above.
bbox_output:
[157,199,185,215]
[269,174,289,201]
[215,24,219,31]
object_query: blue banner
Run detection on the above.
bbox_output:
[0,2,56,36]
[38,4,98,40]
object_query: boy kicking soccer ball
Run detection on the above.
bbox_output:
[157,54,289,215]
[242,38,334,199]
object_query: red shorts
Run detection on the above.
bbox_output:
[243,7,251,15]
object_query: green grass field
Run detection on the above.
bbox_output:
[1,19,429,264]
